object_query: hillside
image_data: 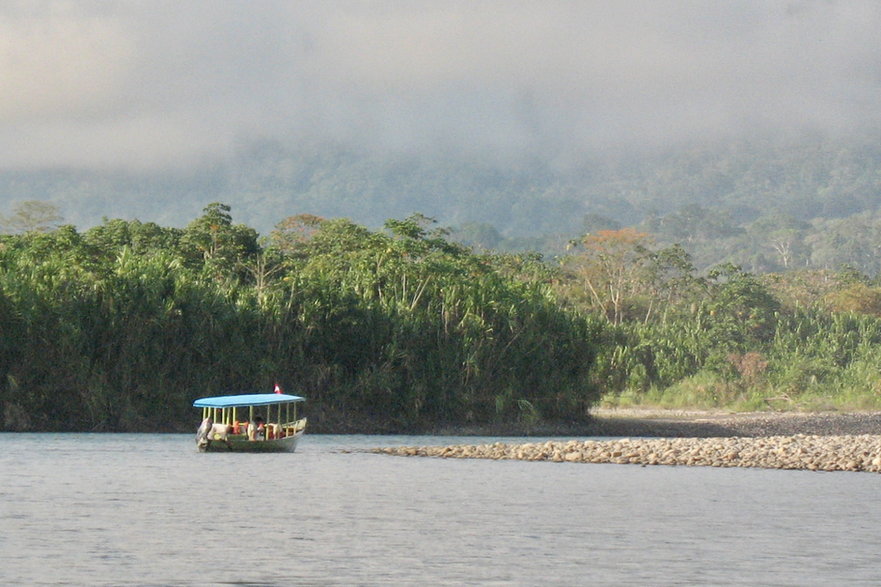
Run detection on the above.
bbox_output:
[3,130,881,273]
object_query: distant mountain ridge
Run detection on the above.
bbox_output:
[3,131,881,272]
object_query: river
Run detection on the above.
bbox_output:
[2,433,880,585]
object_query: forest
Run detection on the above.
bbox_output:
[4,202,881,433]
[7,131,881,276]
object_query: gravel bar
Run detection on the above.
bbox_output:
[373,435,881,472]
[374,411,881,473]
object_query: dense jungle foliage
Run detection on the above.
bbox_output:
[0,205,598,432]
[5,202,881,433]
[566,236,881,413]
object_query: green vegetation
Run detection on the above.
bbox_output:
[5,200,881,434]
[563,231,881,412]
[0,205,596,432]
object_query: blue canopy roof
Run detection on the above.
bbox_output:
[193,393,305,408]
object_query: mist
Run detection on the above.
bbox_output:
[2,1,881,172]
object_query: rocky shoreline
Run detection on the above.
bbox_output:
[373,410,881,473]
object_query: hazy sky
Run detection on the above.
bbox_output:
[2,0,881,171]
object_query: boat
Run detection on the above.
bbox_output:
[193,392,307,452]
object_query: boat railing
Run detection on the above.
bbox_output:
[217,417,306,440]
[279,417,307,438]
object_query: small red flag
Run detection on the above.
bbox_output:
[274,383,282,394]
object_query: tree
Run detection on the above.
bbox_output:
[825,283,881,317]
[0,201,63,234]
[641,244,702,323]
[650,205,741,243]
[747,215,809,270]
[706,263,781,344]
[84,218,183,258]
[807,213,881,275]
[181,203,260,280]
[267,213,326,256]
[764,269,852,311]
[562,228,653,324]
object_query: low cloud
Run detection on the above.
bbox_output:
[2,0,881,170]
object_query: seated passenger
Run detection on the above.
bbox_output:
[252,416,265,441]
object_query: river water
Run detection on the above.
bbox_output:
[2,433,880,586]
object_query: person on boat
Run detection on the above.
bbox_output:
[196,417,233,450]
[196,417,213,449]
[251,416,266,441]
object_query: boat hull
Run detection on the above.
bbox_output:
[199,430,304,453]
